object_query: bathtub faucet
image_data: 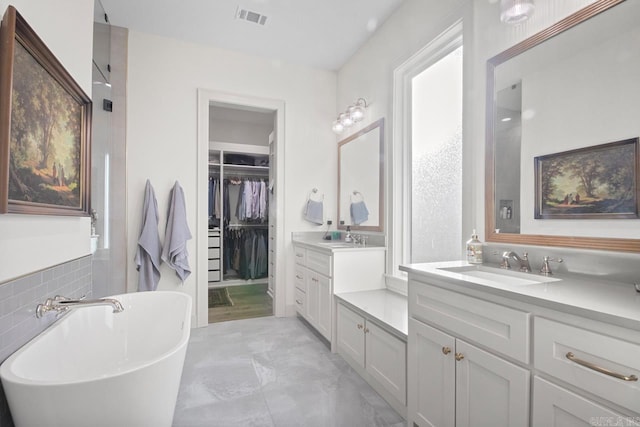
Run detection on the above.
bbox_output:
[36,295,124,318]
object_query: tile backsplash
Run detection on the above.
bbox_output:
[0,256,92,362]
[0,256,92,426]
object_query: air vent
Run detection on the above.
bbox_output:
[236,7,268,26]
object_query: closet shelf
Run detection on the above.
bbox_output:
[223,164,269,171]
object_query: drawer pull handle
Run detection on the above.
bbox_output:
[296,254,303,258]
[442,346,451,355]
[364,328,369,334]
[296,275,303,279]
[566,352,638,382]
[312,278,318,283]
[455,352,464,361]
[357,324,363,330]
[295,299,302,305]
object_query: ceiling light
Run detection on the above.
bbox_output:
[500,0,535,25]
[332,98,368,134]
[501,117,512,122]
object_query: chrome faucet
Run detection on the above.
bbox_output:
[36,295,124,318]
[540,256,563,276]
[500,251,532,273]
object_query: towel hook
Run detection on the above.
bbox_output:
[351,190,364,202]
[308,188,324,202]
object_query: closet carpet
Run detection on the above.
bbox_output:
[173,316,406,427]
[208,283,272,323]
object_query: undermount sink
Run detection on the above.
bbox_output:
[317,242,356,248]
[437,265,561,286]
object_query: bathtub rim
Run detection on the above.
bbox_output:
[0,290,192,387]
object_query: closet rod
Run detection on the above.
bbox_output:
[226,223,268,228]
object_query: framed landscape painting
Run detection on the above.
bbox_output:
[534,138,639,219]
[0,6,91,216]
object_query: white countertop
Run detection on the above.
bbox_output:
[400,260,640,330]
[336,289,408,338]
[293,238,386,253]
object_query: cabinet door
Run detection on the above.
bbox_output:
[337,304,365,368]
[306,271,319,328]
[316,274,332,340]
[366,321,407,406]
[532,376,634,427]
[408,319,455,427]
[455,340,530,427]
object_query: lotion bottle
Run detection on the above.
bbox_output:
[466,229,483,264]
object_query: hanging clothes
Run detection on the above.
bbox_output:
[223,228,268,280]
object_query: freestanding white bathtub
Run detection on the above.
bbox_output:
[0,291,192,427]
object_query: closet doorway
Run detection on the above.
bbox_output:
[196,90,285,327]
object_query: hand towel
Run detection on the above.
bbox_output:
[162,181,192,282]
[134,180,162,291]
[350,201,369,225]
[304,199,324,225]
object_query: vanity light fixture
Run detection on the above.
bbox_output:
[500,0,535,25]
[332,98,368,134]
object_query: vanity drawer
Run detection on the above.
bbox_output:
[410,280,530,363]
[208,236,220,248]
[208,270,220,282]
[306,249,331,277]
[207,248,220,259]
[295,288,306,316]
[534,317,640,414]
[294,246,306,265]
[294,265,306,292]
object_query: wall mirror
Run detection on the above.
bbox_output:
[486,0,640,252]
[338,118,384,232]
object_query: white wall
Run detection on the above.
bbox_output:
[0,0,93,283]
[337,0,468,282]
[125,31,336,322]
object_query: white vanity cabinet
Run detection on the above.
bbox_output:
[292,242,386,346]
[403,261,640,427]
[532,317,640,426]
[408,281,530,427]
[337,301,407,417]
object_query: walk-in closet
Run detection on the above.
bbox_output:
[207,104,276,323]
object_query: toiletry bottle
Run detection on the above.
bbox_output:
[466,230,483,264]
[344,226,352,243]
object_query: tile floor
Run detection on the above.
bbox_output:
[173,316,406,427]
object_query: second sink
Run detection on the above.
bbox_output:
[437,265,561,286]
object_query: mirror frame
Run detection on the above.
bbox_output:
[485,0,640,253]
[337,118,384,232]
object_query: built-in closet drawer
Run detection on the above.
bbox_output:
[208,236,220,248]
[306,249,331,277]
[294,265,306,292]
[207,259,220,270]
[207,248,220,259]
[534,317,640,413]
[208,271,221,282]
[295,288,306,316]
[294,246,306,265]
[409,280,530,363]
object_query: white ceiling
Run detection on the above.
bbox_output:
[98,0,405,71]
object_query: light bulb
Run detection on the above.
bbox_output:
[500,0,535,25]
[339,112,353,127]
[332,119,344,134]
[349,104,365,122]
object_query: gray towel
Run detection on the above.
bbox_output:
[350,201,369,225]
[134,180,162,291]
[162,181,192,282]
[304,199,323,225]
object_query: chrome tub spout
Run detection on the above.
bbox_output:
[36,295,124,318]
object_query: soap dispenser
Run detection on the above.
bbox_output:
[466,229,483,264]
[344,226,353,243]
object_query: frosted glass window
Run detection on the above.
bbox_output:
[410,46,463,263]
